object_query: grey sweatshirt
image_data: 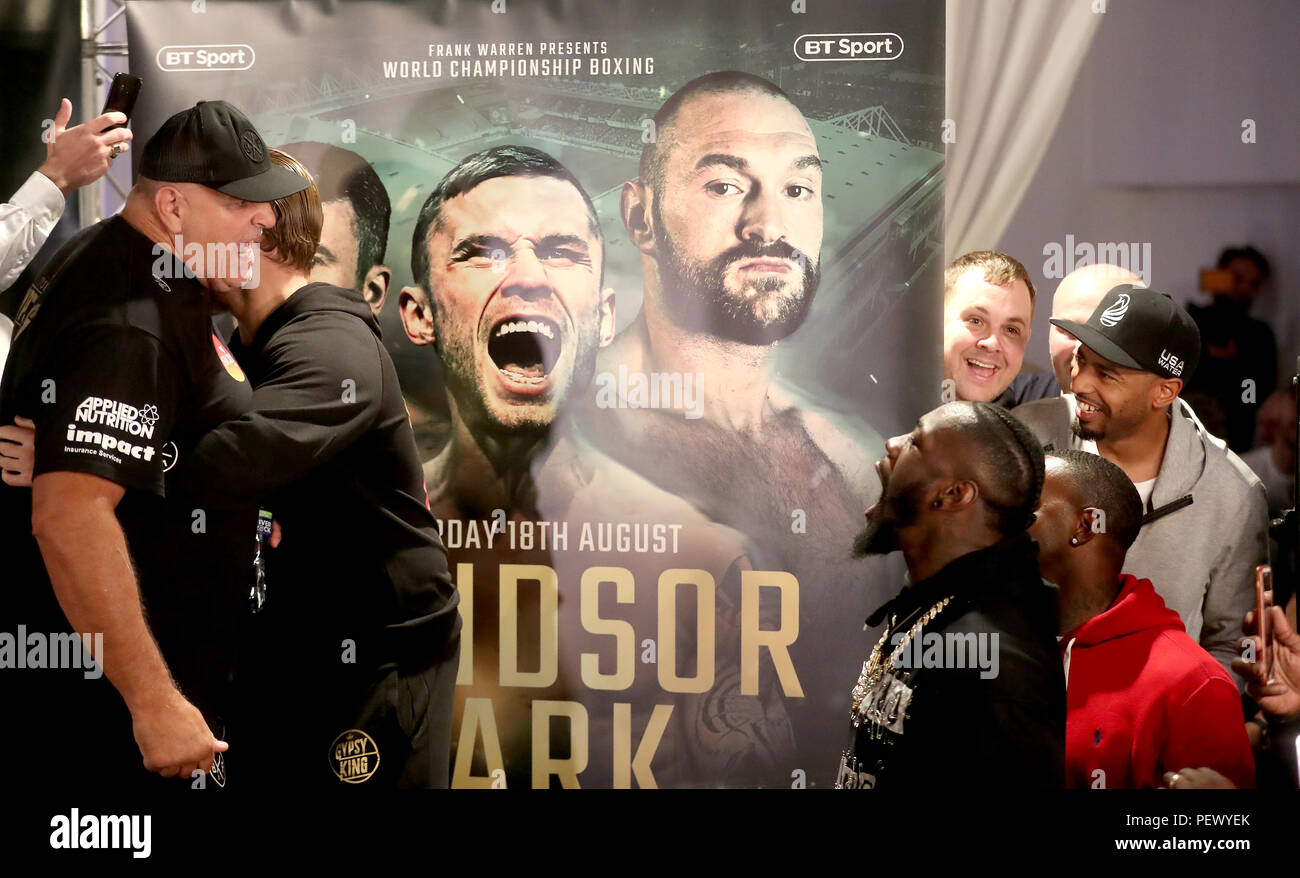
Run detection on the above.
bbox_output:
[1013,395,1270,679]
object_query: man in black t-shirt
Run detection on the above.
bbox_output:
[0,101,308,788]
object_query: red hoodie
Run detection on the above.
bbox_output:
[1061,574,1255,789]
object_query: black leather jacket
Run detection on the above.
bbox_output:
[836,532,1065,789]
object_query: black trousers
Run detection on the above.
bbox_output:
[231,629,460,790]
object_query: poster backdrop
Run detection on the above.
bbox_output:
[126,0,944,788]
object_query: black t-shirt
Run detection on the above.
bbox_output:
[138,325,255,713]
[0,216,254,713]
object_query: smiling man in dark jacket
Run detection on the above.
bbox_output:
[188,148,460,788]
[837,401,1064,790]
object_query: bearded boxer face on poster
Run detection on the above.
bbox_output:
[641,92,823,346]
[584,73,881,509]
[579,74,885,573]
[609,75,825,384]
[572,72,890,787]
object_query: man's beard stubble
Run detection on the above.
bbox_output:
[652,201,820,346]
[1071,401,1153,446]
[851,480,925,558]
[1070,417,1103,443]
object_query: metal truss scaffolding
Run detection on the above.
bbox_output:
[79,0,130,227]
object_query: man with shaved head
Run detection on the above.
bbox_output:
[0,101,307,787]
[577,71,887,783]
[1030,451,1254,788]
[837,401,1064,789]
[1047,263,1145,393]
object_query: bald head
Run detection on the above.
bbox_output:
[1049,264,1145,390]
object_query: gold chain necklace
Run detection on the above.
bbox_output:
[849,595,954,723]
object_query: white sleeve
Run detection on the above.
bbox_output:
[0,171,66,292]
[0,313,12,387]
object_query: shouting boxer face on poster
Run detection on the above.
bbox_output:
[402,147,614,437]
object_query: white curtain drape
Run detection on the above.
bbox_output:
[945,0,1102,260]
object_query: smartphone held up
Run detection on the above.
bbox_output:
[101,73,143,131]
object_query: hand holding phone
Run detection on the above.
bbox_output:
[101,73,143,131]
[37,96,135,196]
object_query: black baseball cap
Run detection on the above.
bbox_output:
[139,100,309,202]
[1051,284,1201,381]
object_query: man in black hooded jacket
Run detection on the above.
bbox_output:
[187,148,460,788]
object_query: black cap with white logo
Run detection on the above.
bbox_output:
[139,100,309,202]
[1050,284,1201,381]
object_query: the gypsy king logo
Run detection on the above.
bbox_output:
[329,729,381,783]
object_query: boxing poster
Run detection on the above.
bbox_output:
[125,0,944,788]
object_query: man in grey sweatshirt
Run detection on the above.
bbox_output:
[1013,284,1269,678]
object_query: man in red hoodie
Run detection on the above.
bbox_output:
[1029,449,1254,788]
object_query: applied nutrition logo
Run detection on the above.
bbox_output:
[65,397,160,464]
[73,397,158,437]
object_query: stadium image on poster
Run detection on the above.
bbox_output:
[127,0,944,788]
